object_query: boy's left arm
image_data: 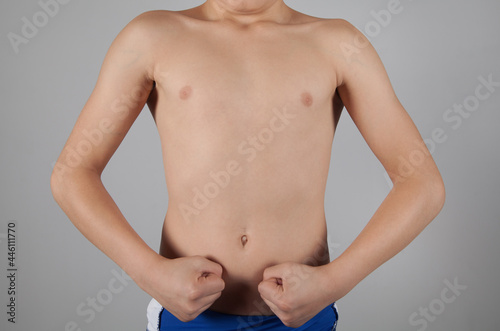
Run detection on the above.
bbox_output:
[258,20,446,328]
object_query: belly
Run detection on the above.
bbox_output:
[159,205,331,315]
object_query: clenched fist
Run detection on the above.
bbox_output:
[142,255,225,322]
[258,262,336,328]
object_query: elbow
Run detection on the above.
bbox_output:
[433,185,446,217]
[50,164,101,204]
[424,173,446,219]
[50,163,79,204]
[50,165,66,205]
[394,171,446,220]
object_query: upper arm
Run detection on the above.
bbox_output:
[333,21,443,187]
[54,12,158,176]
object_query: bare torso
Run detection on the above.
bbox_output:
[146,8,344,315]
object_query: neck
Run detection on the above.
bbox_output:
[201,0,293,25]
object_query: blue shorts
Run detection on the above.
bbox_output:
[146,298,338,331]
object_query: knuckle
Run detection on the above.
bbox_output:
[186,287,201,301]
[257,282,265,293]
[193,255,207,265]
[280,315,294,327]
[178,313,195,323]
[281,263,296,278]
[213,262,223,273]
[187,255,203,266]
[272,291,285,302]
[213,290,223,300]
[183,302,199,316]
[277,299,293,313]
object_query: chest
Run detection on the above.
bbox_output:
[154,26,336,109]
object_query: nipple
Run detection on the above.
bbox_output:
[179,85,192,100]
[301,92,313,107]
[241,235,248,247]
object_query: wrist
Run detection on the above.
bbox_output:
[128,250,168,290]
[322,258,359,301]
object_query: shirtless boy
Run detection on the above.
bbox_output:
[51,1,446,330]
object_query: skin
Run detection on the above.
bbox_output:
[51,0,446,328]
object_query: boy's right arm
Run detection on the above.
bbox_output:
[50,12,224,322]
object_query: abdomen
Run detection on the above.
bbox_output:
[160,203,330,315]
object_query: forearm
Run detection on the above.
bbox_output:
[51,167,161,285]
[327,176,445,297]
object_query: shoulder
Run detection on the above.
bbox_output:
[310,18,367,45]
[100,11,185,80]
[293,17,368,56]
[130,9,185,23]
[309,19,378,83]
[117,9,198,44]
[123,10,185,36]
[109,10,188,55]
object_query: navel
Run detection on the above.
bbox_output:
[241,235,248,247]
[301,92,314,107]
[179,85,192,100]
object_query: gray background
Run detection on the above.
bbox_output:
[1,0,499,330]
